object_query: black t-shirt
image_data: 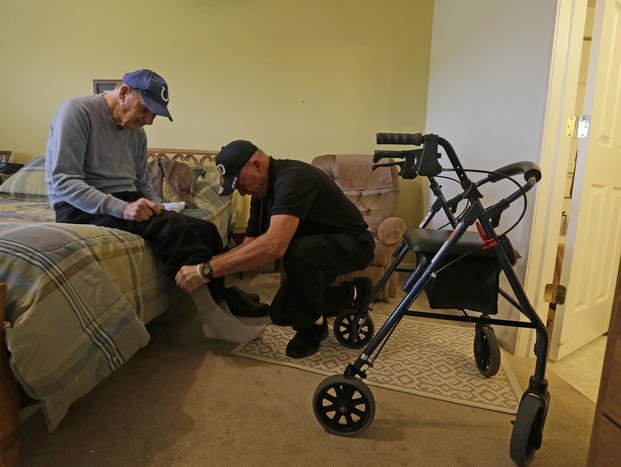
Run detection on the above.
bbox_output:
[246,158,369,238]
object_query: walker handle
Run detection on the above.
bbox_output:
[487,162,542,217]
[488,161,542,183]
[372,161,403,170]
[373,148,422,163]
[376,132,424,146]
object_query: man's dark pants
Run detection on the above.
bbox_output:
[53,192,225,298]
[270,231,375,331]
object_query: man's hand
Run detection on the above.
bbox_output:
[122,198,162,221]
[175,263,209,293]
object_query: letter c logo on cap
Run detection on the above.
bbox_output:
[161,86,169,102]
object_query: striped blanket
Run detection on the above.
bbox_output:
[0,188,233,430]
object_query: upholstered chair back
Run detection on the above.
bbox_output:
[311,154,400,231]
[311,154,406,300]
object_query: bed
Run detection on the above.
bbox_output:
[0,149,234,442]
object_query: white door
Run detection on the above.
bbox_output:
[550,0,621,360]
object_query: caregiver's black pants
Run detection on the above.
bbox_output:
[270,231,375,332]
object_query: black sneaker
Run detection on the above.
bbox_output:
[227,286,260,303]
[270,312,292,326]
[285,319,328,358]
[224,287,270,317]
[233,301,270,318]
[353,277,373,311]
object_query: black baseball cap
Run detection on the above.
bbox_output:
[123,69,173,121]
[215,140,258,195]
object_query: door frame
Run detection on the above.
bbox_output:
[516,0,590,357]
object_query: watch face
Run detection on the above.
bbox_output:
[202,263,212,278]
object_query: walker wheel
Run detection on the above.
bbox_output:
[473,323,501,377]
[333,309,374,349]
[510,393,547,466]
[313,374,375,436]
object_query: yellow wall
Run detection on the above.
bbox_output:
[0,0,432,227]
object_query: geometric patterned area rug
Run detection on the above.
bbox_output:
[233,315,522,414]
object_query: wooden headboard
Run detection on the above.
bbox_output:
[147,148,219,169]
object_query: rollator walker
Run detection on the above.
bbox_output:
[312,133,550,466]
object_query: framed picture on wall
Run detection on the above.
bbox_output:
[93,79,122,94]
[0,150,12,171]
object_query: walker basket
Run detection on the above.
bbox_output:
[407,228,501,315]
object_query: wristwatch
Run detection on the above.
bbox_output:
[201,261,214,280]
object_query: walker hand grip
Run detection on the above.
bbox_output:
[372,161,402,170]
[376,133,424,146]
[488,161,542,183]
[373,149,421,163]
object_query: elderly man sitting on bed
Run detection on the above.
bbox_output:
[44,68,264,344]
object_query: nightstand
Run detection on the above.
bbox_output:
[0,163,24,183]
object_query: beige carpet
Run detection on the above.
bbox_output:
[16,270,596,466]
[233,316,521,414]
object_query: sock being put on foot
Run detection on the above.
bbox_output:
[189,285,266,344]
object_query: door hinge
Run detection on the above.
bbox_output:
[544,283,566,305]
[566,115,590,138]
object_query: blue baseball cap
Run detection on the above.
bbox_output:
[122,69,173,121]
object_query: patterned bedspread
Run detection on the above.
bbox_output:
[0,188,233,430]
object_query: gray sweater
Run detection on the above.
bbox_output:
[45,93,161,217]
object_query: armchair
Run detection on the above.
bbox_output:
[311,154,406,300]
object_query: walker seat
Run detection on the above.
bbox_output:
[406,228,500,314]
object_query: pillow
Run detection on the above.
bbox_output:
[147,157,207,207]
[192,177,231,211]
[161,174,199,205]
[186,177,234,242]
[0,156,48,200]
[188,165,207,192]
[201,165,221,184]
[162,162,205,207]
